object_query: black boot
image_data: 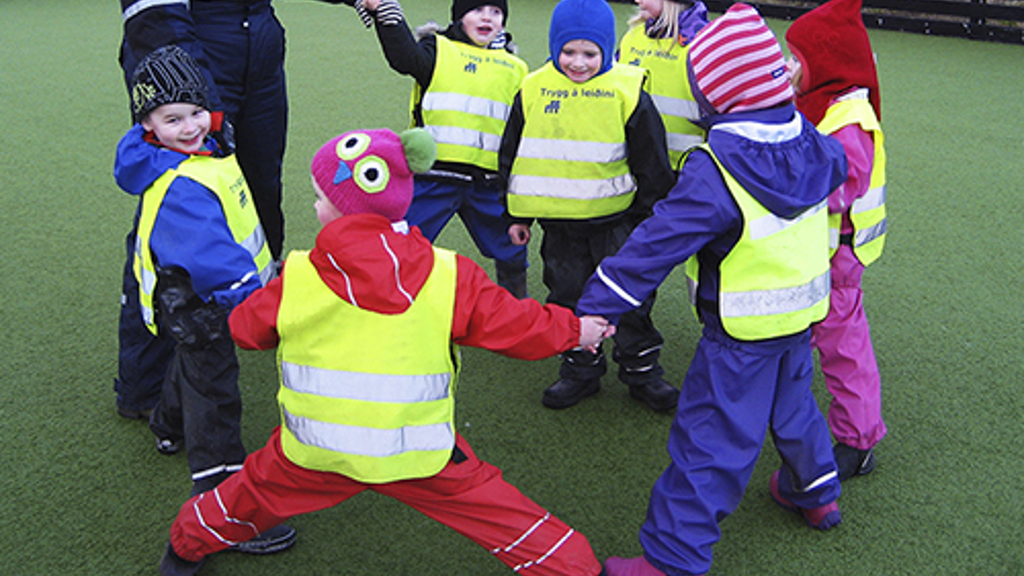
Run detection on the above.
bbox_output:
[230,524,297,555]
[542,377,601,409]
[628,379,679,412]
[159,542,204,576]
[834,443,876,482]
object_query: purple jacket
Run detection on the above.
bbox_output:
[577,103,847,328]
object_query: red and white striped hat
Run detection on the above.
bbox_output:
[687,3,793,114]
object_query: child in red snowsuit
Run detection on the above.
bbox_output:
[158,127,611,576]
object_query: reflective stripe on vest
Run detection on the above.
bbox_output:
[816,91,887,265]
[276,248,459,483]
[618,25,705,168]
[685,141,830,340]
[133,154,273,334]
[508,62,644,219]
[413,36,527,171]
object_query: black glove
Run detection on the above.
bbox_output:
[155,268,229,349]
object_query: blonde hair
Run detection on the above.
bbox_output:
[628,0,688,43]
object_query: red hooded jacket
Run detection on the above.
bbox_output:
[230,214,581,359]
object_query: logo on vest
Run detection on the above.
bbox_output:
[544,100,561,114]
[230,176,248,208]
[464,61,477,74]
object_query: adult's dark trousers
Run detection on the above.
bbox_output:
[118,1,289,259]
[539,218,664,384]
[149,315,247,496]
[191,0,288,260]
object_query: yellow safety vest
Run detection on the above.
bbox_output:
[276,248,460,483]
[618,25,705,169]
[507,62,645,219]
[684,145,830,341]
[412,35,528,171]
[816,91,887,265]
[134,154,273,334]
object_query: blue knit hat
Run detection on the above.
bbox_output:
[548,0,616,76]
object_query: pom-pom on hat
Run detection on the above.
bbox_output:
[549,0,617,76]
[785,0,880,125]
[130,45,210,123]
[686,3,793,115]
[310,128,436,223]
[451,0,508,23]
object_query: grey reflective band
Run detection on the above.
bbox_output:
[651,94,701,121]
[720,270,830,318]
[283,407,454,458]
[123,0,189,21]
[748,200,827,241]
[711,115,803,144]
[666,133,703,154]
[238,226,274,285]
[425,125,502,153]
[508,173,636,199]
[135,235,157,325]
[516,137,627,164]
[240,226,266,259]
[686,275,698,306]
[829,227,841,250]
[855,218,887,247]
[853,185,885,214]
[281,362,451,404]
[422,92,511,122]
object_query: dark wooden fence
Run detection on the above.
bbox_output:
[611,1,1024,44]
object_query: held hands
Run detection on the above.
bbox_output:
[508,223,531,246]
[578,315,616,352]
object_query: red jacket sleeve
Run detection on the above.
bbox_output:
[228,275,284,350]
[451,255,580,360]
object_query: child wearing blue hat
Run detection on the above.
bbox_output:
[499,0,679,412]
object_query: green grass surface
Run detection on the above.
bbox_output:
[2,1,1023,574]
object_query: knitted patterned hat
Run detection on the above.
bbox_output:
[451,0,508,22]
[311,128,436,223]
[785,0,881,125]
[130,45,209,123]
[549,0,617,76]
[686,3,793,114]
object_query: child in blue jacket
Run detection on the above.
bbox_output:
[114,45,291,555]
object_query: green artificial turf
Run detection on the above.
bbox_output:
[1,0,1022,574]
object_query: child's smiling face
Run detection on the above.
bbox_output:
[142,103,211,153]
[559,39,602,83]
[461,5,505,46]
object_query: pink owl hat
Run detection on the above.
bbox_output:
[310,128,436,223]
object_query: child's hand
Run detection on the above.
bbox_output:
[509,223,531,246]
[579,315,615,352]
[362,0,380,11]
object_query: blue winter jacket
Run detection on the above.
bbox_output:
[576,103,847,327]
[114,124,262,311]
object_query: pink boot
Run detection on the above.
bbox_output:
[769,470,842,530]
[604,556,672,576]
